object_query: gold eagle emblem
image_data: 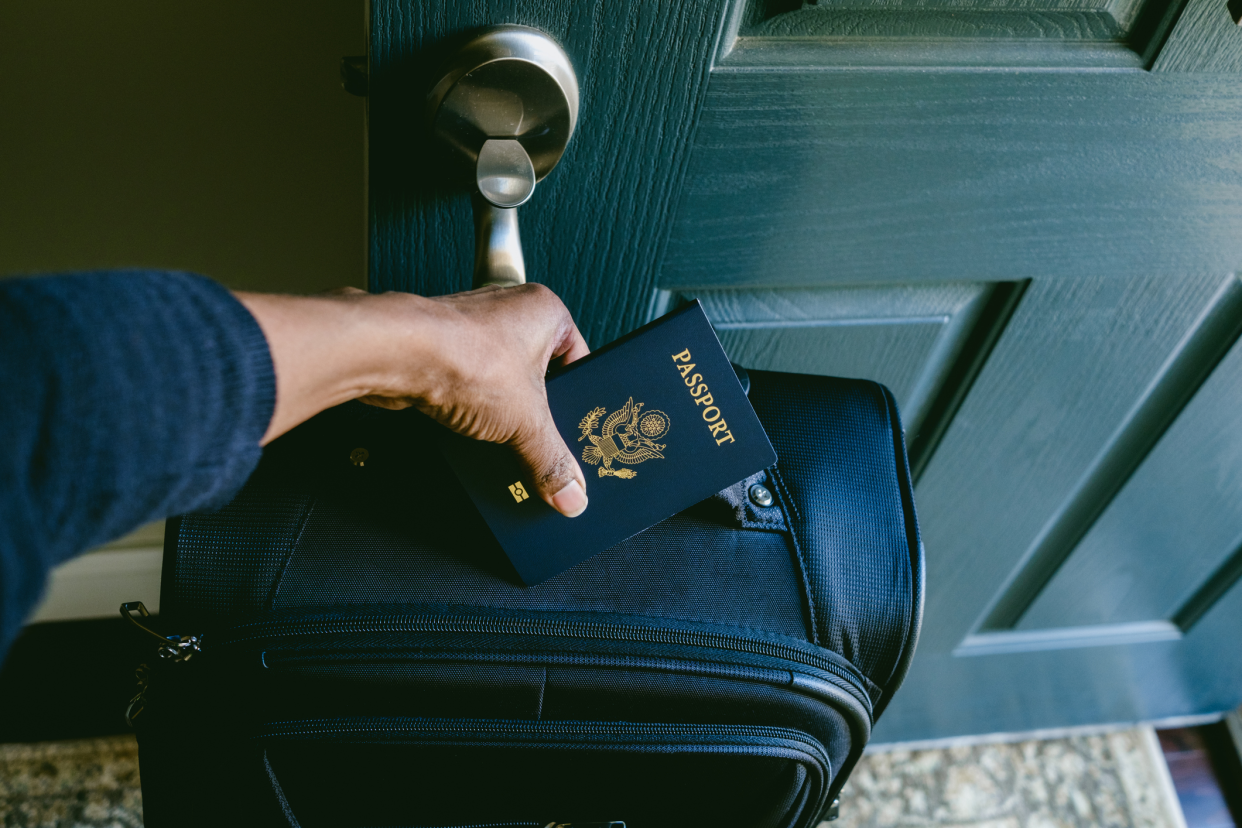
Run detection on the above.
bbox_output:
[578,398,670,479]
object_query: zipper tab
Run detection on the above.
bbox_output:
[124,662,150,727]
[121,601,202,662]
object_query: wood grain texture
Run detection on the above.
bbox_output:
[1152,0,1242,71]
[681,282,984,323]
[674,283,988,436]
[735,0,1162,40]
[979,274,1242,630]
[741,0,1143,23]
[1018,323,1242,630]
[368,0,727,348]
[661,72,1242,288]
[750,9,1126,39]
[911,272,1229,653]
[720,35,1144,68]
[874,577,1242,740]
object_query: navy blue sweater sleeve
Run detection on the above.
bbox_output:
[0,270,275,657]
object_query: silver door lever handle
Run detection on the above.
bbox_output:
[472,138,536,288]
[428,26,579,290]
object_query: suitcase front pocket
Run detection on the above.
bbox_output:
[255,718,832,828]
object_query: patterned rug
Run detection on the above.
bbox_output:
[0,736,140,828]
[0,727,1184,827]
[841,727,1185,828]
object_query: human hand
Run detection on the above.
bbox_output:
[236,284,591,517]
[358,284,590,516]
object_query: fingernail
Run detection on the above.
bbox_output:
[551,479,588,518]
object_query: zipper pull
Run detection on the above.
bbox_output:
[120,601,202,662]
[124,662,150,727]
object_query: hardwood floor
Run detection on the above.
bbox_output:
[1158,724,1242,828]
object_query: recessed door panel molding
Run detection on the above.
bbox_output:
[652,282,1025,474]
[1152,0,1242,72]
[713,0,1188,70]
[912,271,1232,654]
[1014,311,1242,631]
[968,275,1242,640]
[875,574,1242,740]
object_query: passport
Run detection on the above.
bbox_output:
[439,301,778,585]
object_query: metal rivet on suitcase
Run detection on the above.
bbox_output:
[748,483,773,507]
[824,797,840,821]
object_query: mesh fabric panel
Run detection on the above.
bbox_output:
[166,490,312,626]
[274,499,809,639]
[748,371,920,700]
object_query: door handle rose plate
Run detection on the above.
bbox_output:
[428,26,579,289]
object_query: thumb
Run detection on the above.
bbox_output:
[512,407,588,518]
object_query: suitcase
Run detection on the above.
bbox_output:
[126,369,923,828]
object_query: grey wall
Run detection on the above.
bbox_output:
[0,0,366,293]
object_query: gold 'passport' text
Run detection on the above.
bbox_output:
[671,349,735,446]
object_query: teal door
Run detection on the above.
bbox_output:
[367,0,1242,741]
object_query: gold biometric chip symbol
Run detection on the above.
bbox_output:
[508,481,529,502]
[577,398,669,480]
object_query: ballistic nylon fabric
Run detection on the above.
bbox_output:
[274,502,809,639]
[541,667,855,774]
[748,371,919,697]
[169,492,312,626]
[168,402,809,639]
[150,373,923,828]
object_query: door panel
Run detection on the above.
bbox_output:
[874,576,1242,739]
[741,0,1166,49]
[655,283,992,444]
[914,273,1231,649]
[1017,330,1242,631]
[662,70,1242,289]
[1154,0,1242,72]
[369,0,1242,741]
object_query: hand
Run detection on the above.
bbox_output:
[236,284,591,517]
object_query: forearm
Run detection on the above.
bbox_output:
[236,284,590,517]
[235,290,440,444]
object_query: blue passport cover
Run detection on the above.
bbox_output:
[439,301,777,585]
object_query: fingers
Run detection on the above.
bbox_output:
[513,404,588,518]
[412,282,591,518]
[553,320,590,367]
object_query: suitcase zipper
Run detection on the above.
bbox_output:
[121,603,872,712]
[393,824,622,828]
[259,718,830,787]
[214,612,868,693]
[260,717,829,750]
[121,601,201,662]
[259,718,830,825]
[399,824,623,828]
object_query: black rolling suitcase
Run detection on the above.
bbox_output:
[127,369,923,828]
